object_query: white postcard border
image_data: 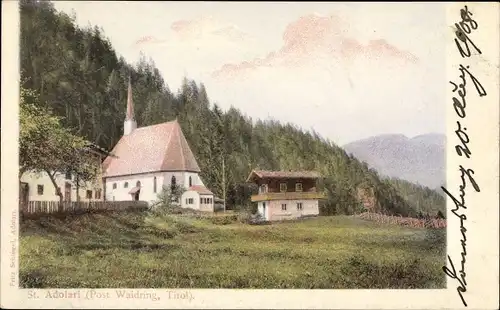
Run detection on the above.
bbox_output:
[1,1,498,309]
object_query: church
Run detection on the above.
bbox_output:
[101,78,215,212]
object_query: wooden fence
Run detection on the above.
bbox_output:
[20,200,149,215]
[356,212,446,229]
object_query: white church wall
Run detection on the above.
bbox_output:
[160,171,204,190]
[184,172,205,188]
[104,171,205,205]
[104,172,165,205]
[161,172,184,189]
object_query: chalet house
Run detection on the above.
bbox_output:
[19,144,109,204]
[101,78,215,211]
[246,170,325,221]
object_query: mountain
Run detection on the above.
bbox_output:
[343,133,446,189]
[19,0,445,218]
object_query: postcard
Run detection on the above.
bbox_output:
[1,1,498,309]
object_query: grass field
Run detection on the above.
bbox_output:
[20,210,446,289]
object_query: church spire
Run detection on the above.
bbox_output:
[123,75,137,136]
[126,75,135,121]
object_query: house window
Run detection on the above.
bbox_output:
[281,204,287,211]
[86,190,92,199]
[200,198,203,204]
[113,183,117,189]
[124,182,129,188]
[295,183,303,192]
[95,189,101,199]
[153,177,157,193]
[189,176,192,187]
[280,183,287,192]
[65,170,71,180]
[260,184,268,193]
[187,198,193,204]
[37,185,44,195]
[297,202,303,210]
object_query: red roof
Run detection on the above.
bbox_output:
[246,170,321,182]
[102,120,201,177]
[187,185,213,195]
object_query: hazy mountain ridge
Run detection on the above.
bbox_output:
[343,133,446,189]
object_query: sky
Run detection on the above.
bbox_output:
[52,1,446,145]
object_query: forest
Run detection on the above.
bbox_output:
[19,0,446,218]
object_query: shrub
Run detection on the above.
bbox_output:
[174,220,198,233]
[210,214,238,225]
[151,185,186,215]
[214,204,225,212]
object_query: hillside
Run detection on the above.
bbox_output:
[19,0,445,218]
[344,133,446,189]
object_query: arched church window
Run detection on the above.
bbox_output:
[136,181,141,187]
[171,176,176,191]
[153,177,157,193]
[189,176,192,187]
[124,182,128,188]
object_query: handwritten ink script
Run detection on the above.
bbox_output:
[441,5,487,307]
[454,5,481,58]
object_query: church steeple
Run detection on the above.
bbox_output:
[126,76,135,121]
[123,75,137,136]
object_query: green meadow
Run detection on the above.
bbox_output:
[20,210,446,289]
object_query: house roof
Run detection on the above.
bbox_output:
[83,142,114,158]
[187,185,213,195]
[246,170,321,182]
[102,120,201,177]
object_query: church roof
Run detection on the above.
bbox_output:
[102,120,201,177]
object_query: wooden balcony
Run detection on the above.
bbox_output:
[251,191,325,202]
